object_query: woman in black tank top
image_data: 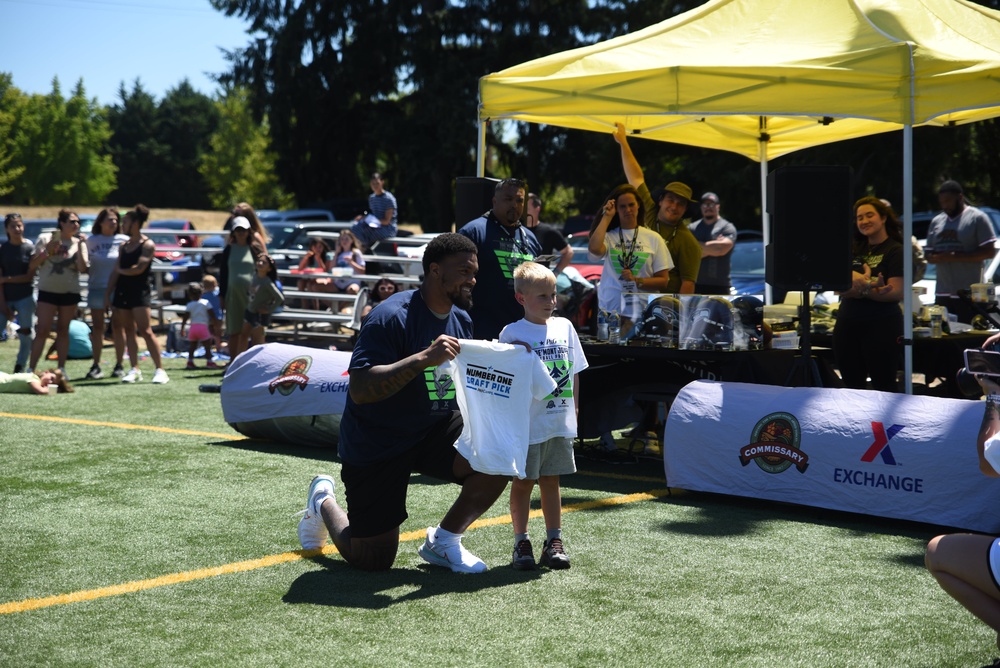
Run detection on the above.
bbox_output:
[108,205,170,385]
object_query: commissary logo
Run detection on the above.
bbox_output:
[739,412,809,474]
[268,356,312,395]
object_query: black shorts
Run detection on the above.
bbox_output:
[341,411,464,538]
[38,290,81,307]
[113,284,152,310]
[244,310,272,328]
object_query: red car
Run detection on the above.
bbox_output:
[147,231,198,262]
[565,230,603,283]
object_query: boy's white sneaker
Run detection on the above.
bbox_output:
[418,526,487,573]
[121,368,142,383]
[151,368,170,384]
[297,475,335,550]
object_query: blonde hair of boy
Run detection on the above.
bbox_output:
[513,261,555,294]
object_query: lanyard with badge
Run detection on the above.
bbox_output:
[617,226,644,317]
[492,212,531,273]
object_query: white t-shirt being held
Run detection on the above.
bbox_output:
[442,339,557,477]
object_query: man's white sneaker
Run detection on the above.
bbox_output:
[151,368,170,384]
[297,475,335,550]
[417,526,487,573]
[121,368,143,383]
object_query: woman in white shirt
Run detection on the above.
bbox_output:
[588,184,673,336]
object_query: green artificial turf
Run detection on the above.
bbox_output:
[0,343,995,667]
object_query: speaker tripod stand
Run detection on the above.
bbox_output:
[785,289,824,388]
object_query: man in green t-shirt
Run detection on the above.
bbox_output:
[613,123,700,294]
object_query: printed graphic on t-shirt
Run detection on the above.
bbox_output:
[424,366,455,410]
[610,249,651,275]
[527,338,575,407]
[933,229,961,249]
[48,256,76,275]
[495,248,535,279]
[862,250,885,269]
[463,363,516,398]
[545,359,574,400]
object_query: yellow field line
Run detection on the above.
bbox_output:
[1,411,669,614]
[0,412,242,440]
[0,488,670,616]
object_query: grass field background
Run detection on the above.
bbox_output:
[0,341,996,667]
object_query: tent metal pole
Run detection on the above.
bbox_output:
[759,139,772,305]
[903,125,914,394]
[476,121,486,177]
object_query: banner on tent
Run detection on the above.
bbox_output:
[664,380,1000,532]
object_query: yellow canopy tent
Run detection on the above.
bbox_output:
[479,0,1000,159]
[477,0,1000,392]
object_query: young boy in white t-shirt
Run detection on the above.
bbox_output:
[499,262,589,570]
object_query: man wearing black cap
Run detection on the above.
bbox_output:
[689,192,737,295]
[925,180,996,323]
[613,123,699,294]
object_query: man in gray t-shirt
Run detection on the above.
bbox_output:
[688,192,737,295]
[0,213,37,372]
[925,180,996,323]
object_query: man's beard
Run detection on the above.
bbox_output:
[450,288,473,311]
[502,209,522,226]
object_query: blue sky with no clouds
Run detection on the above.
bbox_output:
[0,0,255,106]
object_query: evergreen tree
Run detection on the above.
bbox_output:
[156,80,221,209]
[200,86,294,210]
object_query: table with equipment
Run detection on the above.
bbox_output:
[578,341,840,439]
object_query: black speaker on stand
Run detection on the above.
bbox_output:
[455,176,499,229]
[765,165,853,387]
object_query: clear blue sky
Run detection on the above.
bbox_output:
[0,0,255,106]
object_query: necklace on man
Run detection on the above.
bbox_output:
[493,213,529,256]
[654,220,680,243]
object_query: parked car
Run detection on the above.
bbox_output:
[146,231,200,263]
[729,238,766,297]
[728,237,792,303]
[256,209,336,224]
[562,214,594,236]
[565,231,603,283]
[146,219,197,247]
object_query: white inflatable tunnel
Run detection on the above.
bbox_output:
[221,343,350,445]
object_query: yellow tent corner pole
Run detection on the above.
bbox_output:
[476,121,486,177]
[903,124,914,394]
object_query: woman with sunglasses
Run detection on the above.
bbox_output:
[27,209,89,374]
